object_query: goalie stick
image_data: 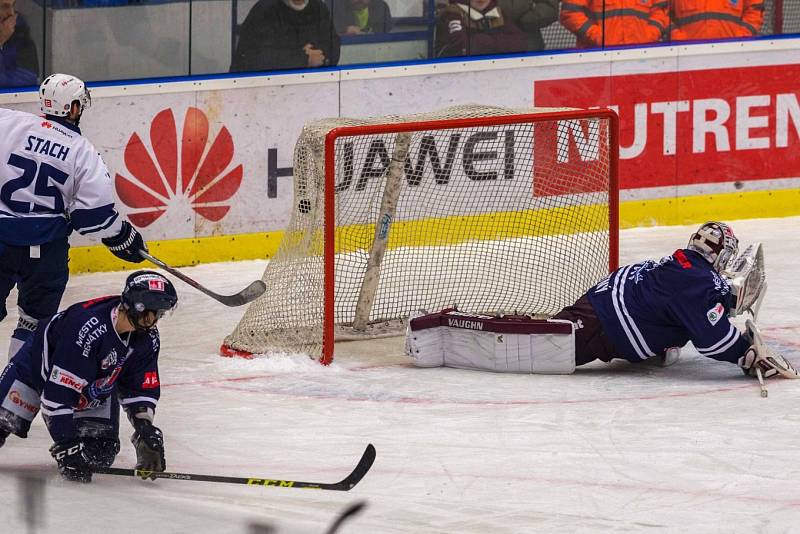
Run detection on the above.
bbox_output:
[140,250,266,307]
[94,443,376,491]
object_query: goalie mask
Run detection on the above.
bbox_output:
[40,73,91,121]
[121,271,178,332]
[687,221,738,273]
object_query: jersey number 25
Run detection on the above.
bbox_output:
[1,154,69,214]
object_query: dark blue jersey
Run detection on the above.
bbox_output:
[586,248,749,365]
[11,296,161,442]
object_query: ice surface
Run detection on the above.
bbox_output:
[1,217,799,533]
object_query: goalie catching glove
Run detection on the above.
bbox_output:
[738,319,799,379]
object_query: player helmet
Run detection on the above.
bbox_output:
[121,271,178,331]
[687,221,739,272]
[39,73,91,118]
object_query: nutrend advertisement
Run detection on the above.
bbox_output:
[2,39,798,271]
[534,65,800,191]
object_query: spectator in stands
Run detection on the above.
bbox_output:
[496,0,558,51]
[0,0,38,87]
[670,0,763,41]
[560,0,669,48]
[333,0,393,35]
[436,0,529,57]
[230,0,340,72]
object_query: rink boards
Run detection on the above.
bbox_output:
[2,38,799,273]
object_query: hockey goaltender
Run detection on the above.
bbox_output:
[406,222,798,384]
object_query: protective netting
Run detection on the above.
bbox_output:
[223,105,617,361]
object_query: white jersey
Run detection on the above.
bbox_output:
[0,107,123,246]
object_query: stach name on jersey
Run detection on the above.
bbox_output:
[25,134,70,162]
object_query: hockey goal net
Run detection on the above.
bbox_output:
[222,105,619,364]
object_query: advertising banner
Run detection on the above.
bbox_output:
[534,65,800,191]
[54,83,338,246]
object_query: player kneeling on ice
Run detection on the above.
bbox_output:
[0,271,177,483]
[407,222,797,383]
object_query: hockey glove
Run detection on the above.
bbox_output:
[102,221,147,263]
[50,438,92,483]
[81,437,121,468]
[739,319,799,379]
[132,422,166,479]
[738,345,799,379]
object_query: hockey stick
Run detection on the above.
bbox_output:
[94,443,375,491]
[140,250,266,307]
[755,367,768,398]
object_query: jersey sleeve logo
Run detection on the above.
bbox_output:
[706,302,725,325]
[49,365,88,394]
[142,371,160,389]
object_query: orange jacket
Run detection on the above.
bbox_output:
[670,0,763,40]
[560,0,669,48]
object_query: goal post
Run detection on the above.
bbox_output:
[222,105,619,364]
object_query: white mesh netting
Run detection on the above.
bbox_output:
[223,105,617,361]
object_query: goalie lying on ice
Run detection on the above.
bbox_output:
[406,222,798,380]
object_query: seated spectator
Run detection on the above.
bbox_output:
[560,0,669,48]
[333,0,393,35]
[0,0,38,87]
[436,0,529,58]
[670,0,763,41]
[230,0,340,72]
[496,0,558,52]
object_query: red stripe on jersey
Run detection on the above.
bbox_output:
[674,249,693,269]
[82,295,117,308]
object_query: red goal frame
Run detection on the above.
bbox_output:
[319,108,620,364]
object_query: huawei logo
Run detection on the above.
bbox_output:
[115,107,243,227]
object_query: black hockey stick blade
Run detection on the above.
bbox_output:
[94,443,376,491]
[140,250,266,307]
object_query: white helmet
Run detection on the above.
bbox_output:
[40,73,91,118]
[687,221,739,272]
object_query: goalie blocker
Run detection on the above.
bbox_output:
[405,309,576,374]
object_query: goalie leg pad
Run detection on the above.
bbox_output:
[406,310,576,374]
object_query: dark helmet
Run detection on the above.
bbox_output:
[121,271,178,331]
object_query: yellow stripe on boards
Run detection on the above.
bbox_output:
[620,188,800,229]
[69,232,283,274]
[334,203,612,254]
[68,187,800,274]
